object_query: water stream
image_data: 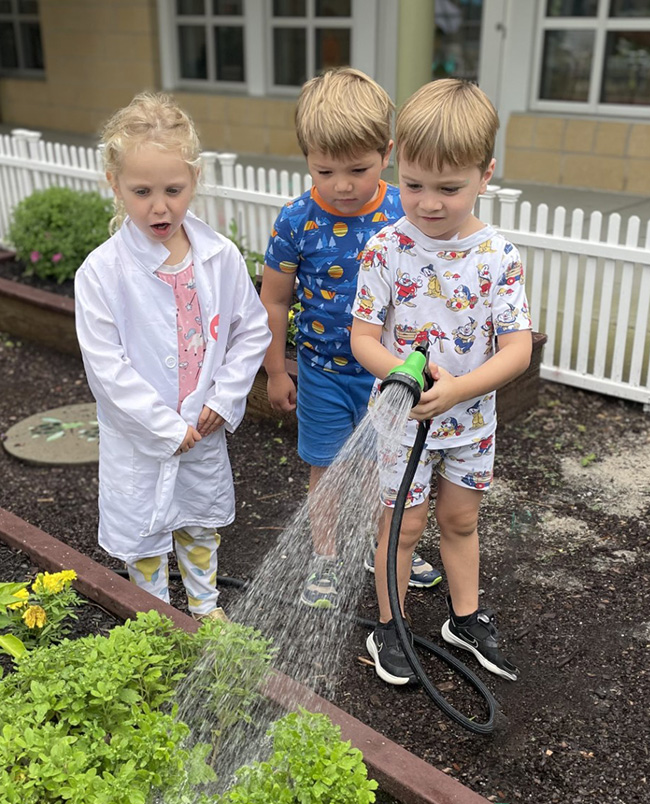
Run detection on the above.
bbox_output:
[172,383,416,797]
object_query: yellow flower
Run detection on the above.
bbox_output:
[7,588,29,610]
[22,605,47,628]
[32,570,76,595]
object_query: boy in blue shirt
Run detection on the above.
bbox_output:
[261,67,441,608]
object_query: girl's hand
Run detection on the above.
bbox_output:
[410,364,458,421]
[197,405,225,436]
[176,425,202,454]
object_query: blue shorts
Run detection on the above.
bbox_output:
[296,350,375,467]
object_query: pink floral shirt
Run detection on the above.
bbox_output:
[156,249,205,410]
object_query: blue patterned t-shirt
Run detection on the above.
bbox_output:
[264,180,403,374]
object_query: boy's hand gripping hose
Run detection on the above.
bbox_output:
[379,344,499,735]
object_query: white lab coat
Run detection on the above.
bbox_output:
[75,211,271,561]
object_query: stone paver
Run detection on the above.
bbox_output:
[3,402,98,465]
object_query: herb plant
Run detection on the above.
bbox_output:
[1,608,377,803]
[220,708,378,804]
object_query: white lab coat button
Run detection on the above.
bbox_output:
[165,356,177,368]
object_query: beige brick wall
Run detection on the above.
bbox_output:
[0,0,301,158]
[0,0,160,135]
[504,113,650,194]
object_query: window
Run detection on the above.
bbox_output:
[534,0,650,112]
[0,0,44,75]
[158,0,381,97]
[175,0,245,86]
[270,0,352,88]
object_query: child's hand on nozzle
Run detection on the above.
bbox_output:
[410,363,458,421]
[176,425,202,454]
[197,405,225,437]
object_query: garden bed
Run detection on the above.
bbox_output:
[2,267,649,804]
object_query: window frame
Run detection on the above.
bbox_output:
[157,0,379,97]
[266,0,354,95]
[169,0,247,91]
[530,0,650,116]
[0,0,44,77]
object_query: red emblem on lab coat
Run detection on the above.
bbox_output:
[209,314,220,341]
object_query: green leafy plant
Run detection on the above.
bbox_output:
[220,708,378,804]
[1,606,376,803]
[0,570,81,658]
[0,610,277,803]
[182,617,275,760]
[0,610,208,803]
[7,186,112,283]
[227,219,265,281]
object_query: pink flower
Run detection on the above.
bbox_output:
[51,253,63,263]
[30,251,41,263]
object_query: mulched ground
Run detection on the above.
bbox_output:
[1,321,649,803]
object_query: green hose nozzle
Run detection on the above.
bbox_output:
[380,344,432,405]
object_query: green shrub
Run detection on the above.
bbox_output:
[220,708,378,804]
[7,186,112,283]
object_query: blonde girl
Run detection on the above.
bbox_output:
[75,92,270,620]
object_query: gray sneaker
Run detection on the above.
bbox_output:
[364,540,442,588]
[300,559,338,609]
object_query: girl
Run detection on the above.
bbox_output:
[75,92,271,620]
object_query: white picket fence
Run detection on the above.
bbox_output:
[1,128,649,407]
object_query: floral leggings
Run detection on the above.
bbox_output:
[126,527,220,616]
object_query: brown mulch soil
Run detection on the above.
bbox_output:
[1,297,649,802]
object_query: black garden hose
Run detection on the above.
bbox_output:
[382,416,499,734]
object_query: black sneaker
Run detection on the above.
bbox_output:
[441,596,519,682]
[366,620,418,686]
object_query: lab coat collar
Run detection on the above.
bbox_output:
[121,210,227,272]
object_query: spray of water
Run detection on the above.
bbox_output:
[170,383,416,798]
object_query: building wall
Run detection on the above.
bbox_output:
[504,113,650,193]
[172,93,300,158]
[0,0,159,135]
[0,0,301,157]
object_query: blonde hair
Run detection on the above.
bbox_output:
[396,79,499,173]
[295,67,393,159]
[101,92,201,233]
